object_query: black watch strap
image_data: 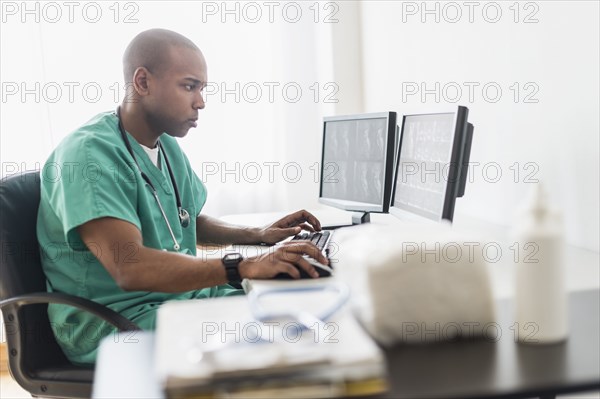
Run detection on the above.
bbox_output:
[222,253,243,282]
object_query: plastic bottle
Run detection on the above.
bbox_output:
[512,183,568,344]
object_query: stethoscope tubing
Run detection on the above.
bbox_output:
[247,283,351,327]
[115,107,190,250]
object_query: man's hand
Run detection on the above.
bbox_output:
[258,209,322,245]
[239,241,328,279]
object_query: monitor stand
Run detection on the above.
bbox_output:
[351,212,371,225]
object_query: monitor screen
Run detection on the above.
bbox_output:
[390,106,469,222]
[319,112,397,214]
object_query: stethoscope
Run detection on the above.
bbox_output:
[116,107,191,251]
[248,283,350,332]
[185,283,351,365]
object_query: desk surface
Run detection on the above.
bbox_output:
[92,290,600,399]
[219,210,600,300]
[384,289,600,399]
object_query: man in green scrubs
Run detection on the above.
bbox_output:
[37,29,328,365]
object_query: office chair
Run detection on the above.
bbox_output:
[0,171,141,398]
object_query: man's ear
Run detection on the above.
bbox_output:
[132,67,151,96]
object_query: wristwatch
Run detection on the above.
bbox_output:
[222,253,244,282]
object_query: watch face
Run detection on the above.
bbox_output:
[224,253,243,263]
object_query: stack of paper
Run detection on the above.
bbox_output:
[155,283,387,398]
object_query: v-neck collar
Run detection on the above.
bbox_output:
[125,132,173,195]
[110,111,173,195]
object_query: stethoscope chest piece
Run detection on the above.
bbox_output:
[179,208,191,228]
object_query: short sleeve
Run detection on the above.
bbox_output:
[42,128,142,250]
[191,169,207,217]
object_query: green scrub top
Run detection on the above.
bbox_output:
[37,111,242,365]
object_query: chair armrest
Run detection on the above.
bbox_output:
[0,292,141,331]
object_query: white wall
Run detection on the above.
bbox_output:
[358,1,599,251]
[1,1,598,251]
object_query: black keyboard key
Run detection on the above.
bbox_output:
[289,230,331,251]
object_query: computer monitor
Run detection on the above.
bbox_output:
[457,122,474,198]
[390,106,472,223]
[319,112,398,225]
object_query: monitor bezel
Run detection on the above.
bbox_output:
[389,106,469,223]
[318,111,398,214]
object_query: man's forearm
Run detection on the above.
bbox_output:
[196,214,262,245]
[111,245,229,292]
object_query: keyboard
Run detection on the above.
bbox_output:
[272,230,334,280]
[290,230,332,252]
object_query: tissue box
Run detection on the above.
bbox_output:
[332,223,495,346]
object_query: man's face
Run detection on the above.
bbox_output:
[144,46,207,138]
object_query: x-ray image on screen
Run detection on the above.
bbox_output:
[321,160,350,200]
[393,113,456,220]
[355,161,384,204]
[321,117,388,206]
[356,119,386,161]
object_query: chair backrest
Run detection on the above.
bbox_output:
[0,171,45,299]
[0,171,74,374]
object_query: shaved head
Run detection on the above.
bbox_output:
[119,29,207,144]
[123,28,201,83]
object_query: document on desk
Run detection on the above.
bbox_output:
[155,288,387,398]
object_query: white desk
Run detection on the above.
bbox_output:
[219,209,600,299]
[93,291,600,399]
[92,210,600,398]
